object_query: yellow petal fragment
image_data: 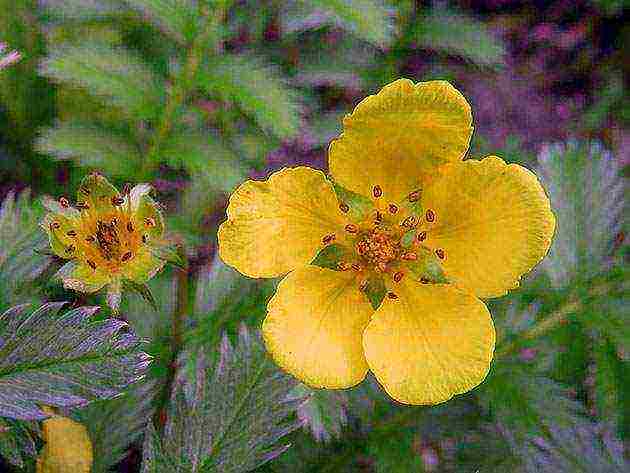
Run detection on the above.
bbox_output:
[61,261,110,293]
[36,408,93,473]
[421,156,555,298]
[218,167,346,278]
[363,281,495,405]
[130,184,164,239]
[329,79,473,201]
[263,266,373,389]
[41,214,79,258]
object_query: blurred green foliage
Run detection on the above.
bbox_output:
[0,0,628,471]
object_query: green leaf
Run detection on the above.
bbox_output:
[197,54,301,140]
[35,120,141,176]
[41,0,128,21]
[367,428,425,473]
[74,379,161,473]
[39,40,165,120]
[481,365,629,472]
[0,302,152,420]
[292,384,348,442]
[410,10,506,68]
[160,131,245,193]
[293,0,394,47]
[0,190,49,309]
[538,141,625,286]
[124,0,197,43]
[591,338,623,433]
[142,326,304,472]
[0,417,38,467]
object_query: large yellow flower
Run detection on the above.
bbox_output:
[41,173,167,313]
[218,79,555,405]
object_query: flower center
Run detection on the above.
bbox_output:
[355,228,401,273]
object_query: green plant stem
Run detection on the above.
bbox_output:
[141,4,224,176]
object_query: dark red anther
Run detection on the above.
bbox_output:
[65,245,75,254]
[87,259,97,270]
[375,211,383,223]
[111,196,125,206]
[85,235,95,243]
[408,190,421,202]
[142,234,148,244]
[111,217,119,226]
[425,209,436,222]
[76,201,90,211]
[351,263,362,272]
[121,251,133,262]
[420,277,430,284]
[372,185,383,198]
[50,221,61,230]
[59,197,70,208]
[339,202,350,213]
[337,262,351,271]
[359,280,369,291]
[393,271,404,283]
[127,222,134,233]
[388,203,398,214]
[144,217,156,227]
[386,291,398,300]
[322,233,336,245]
[401,216,419,228]
[417,231,427,242]
[79,186,91,196]
[401,252,417,261]
[345,223,359,234]
[435,248,445,259]
[66,230,77,237]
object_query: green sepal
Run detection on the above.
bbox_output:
[122,279,158,312]
[405,247,449,284]
[400,229,416,248]
[363,274,386,310]
[331,181,373,221]
[311,243,354,271]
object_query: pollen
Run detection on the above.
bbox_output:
[76,201,90,211]
[121,251,133,262]
[355,228,400,273]
[345,223,359,234]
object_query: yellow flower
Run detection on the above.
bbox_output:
[218,79,555,405]
[36,407,93,473]
[41,173,166,313]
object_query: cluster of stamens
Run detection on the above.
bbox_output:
[48,184,156,273]
[322,184,447,300]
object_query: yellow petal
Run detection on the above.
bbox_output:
[61,261,110,293]
[218,167,346,278]
[421,156,555,298]
[363,281,495,405]
[121,246,165,283]
[130,184,164,239]
[329,79,472,201]
[36,408,93,473]
[41,213,79,258]
[77,172,121,213]
[262,266,373,389]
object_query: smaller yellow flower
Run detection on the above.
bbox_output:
[41,173,167,312]
[218,79,555,405]
[36,407,93,473]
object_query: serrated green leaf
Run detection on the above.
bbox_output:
[410,10,506,68]
[125,0,197,43]
[538,141,625,286]
[0,417,38,467]
[74,379,161,473]
[39,41,165,120]
[0,190,49,309]
[160,131,245,193]
[292,384,348,442]
[197,54,301,140]
[142,326,304,472]
[296,0,394,46]
[35,121,141,176]
[123,279,159,312]
[0,302,151,420]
